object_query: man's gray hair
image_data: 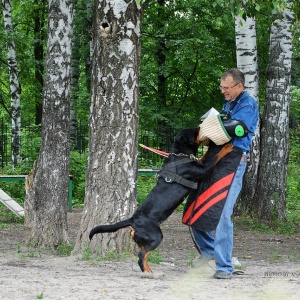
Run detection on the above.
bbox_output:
[221,68,245,85]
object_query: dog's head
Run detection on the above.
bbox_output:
[169,127,200,155]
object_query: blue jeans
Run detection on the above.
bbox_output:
[192,156,247,274]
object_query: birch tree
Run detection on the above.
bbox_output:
[255,1,295,220]
[24,0,74,247]
[234,15,260,214]
[2,0,21,166]
[73,0,141,255]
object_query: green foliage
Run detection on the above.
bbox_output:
[0,180,25,204]
[0,208,24,225]
[290,86,300,129]
[213,0,292,19]
[137,175,157,205]
[0,150,88,212]
[69,151,88,207]
[289,128,300,166]
[3,0,48,121]
[140,0,236,132]
[0,161,34,216]
[237,157,300,233]
[288,89,300,226]
[55,243,75,257]
[286,163,300,224]
[21,124,42,164]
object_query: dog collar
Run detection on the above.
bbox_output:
[139,144,202,163]
[169,152,202,163]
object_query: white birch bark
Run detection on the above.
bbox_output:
[73,0,141,255]
[24,0,74,247]
[235,15,260,213]
[256,1,294,220]
[235,16,259,99]
[2,0,21,166]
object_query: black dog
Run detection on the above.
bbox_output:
[89,128,232,272]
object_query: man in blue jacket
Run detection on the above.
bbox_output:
[192,68,259,279]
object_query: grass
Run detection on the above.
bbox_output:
[56,243,75,256]
[148,249,164,264]
[14,239,75,259]
[82,245,93,261]
[234,214,300,235]
[81,244,164,266]
[0,223,8,230]
[0,209,24,224]
[82,245,133,263]
[187,250,196,267]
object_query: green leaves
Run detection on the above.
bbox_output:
[140,0,235,130]
[212,0,290,20]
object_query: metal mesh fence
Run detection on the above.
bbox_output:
[1,118,299,169]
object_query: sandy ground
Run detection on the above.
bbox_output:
[1,209,299,300]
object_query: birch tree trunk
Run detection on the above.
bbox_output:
[73,0,141,255]
[234,15,260,215]
[255,1,294,221]
[24,0,74,247]
[2,0,21,166]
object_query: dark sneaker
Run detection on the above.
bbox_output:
[213,270,232,279]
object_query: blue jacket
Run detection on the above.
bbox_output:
[222,91,259,152]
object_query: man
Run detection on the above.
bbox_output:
[192,68,259,279]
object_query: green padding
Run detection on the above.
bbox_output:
[222,118,250,138]
[235,125,245,137]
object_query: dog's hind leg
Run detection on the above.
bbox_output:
[137,230,163,272]
[139,248,158,273]
[138,249,152,272]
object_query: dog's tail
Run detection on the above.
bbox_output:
[89,218,133,240]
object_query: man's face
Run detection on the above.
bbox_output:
[220,75,243,101]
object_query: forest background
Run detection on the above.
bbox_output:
[0,0,300,252]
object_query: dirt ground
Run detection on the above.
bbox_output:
[1,208,300,300]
